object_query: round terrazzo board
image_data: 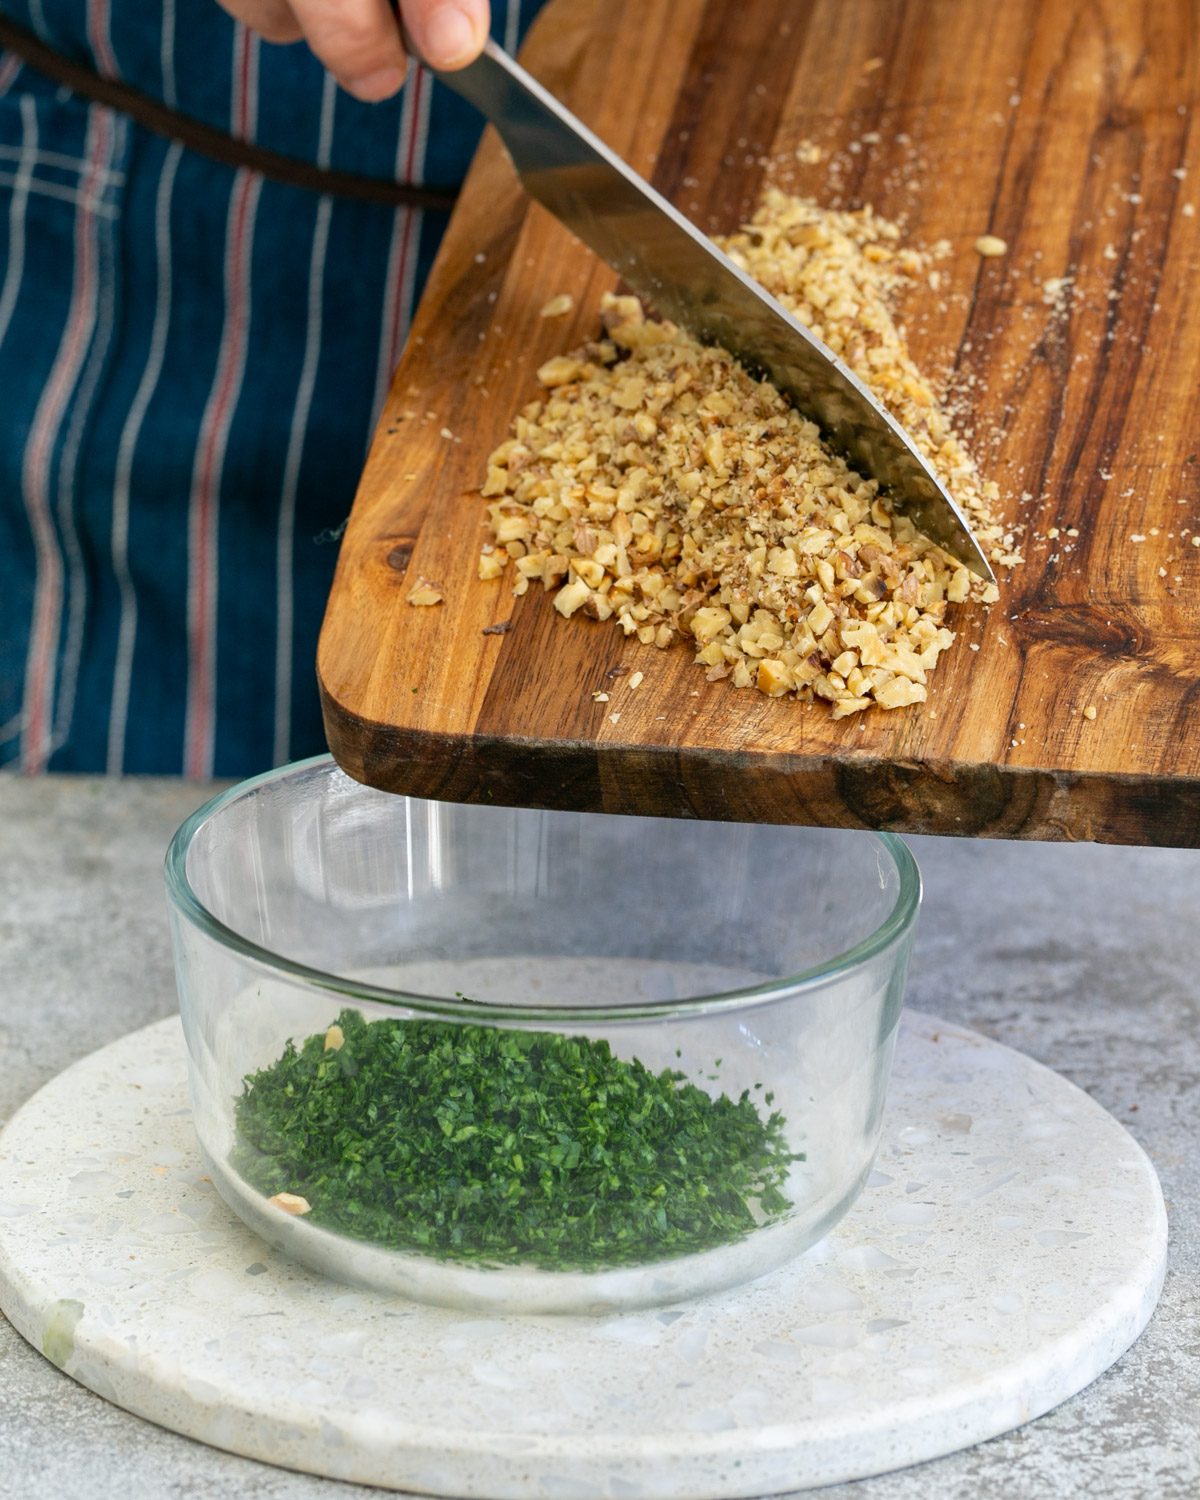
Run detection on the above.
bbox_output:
[0,1013,1166,1500]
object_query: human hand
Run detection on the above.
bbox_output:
[217,0,489,102]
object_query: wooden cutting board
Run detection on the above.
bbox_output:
[318,0,1200,846]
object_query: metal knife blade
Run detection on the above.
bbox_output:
[421,38,995,582]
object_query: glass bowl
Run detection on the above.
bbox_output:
[165,756,919,1315]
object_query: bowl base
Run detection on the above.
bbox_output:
[0,1011,1166,1499]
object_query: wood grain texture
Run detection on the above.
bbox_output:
[318,0,1200,846]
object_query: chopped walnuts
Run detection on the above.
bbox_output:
[407,579,444,607]
[478,191,1014,718]
[268,1192,312,1215]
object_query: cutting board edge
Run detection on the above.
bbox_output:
[318,674,1200,846]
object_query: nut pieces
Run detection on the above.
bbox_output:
[480,192,1014,718]
[407,579,443,607]
[268,1191,312,1215]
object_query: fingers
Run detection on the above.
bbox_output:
[400,0,489,70]
[219,0,492,103]
[286,0,409,100]
[215,0,304,44]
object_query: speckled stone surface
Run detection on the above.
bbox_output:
[0,1008,1165,1499]
[0,774,1197,1499]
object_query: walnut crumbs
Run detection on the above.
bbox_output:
[478,191,1016,718]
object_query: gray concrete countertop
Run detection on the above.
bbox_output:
[0,773,1196,1500]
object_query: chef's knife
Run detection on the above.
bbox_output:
[416,37,995,582]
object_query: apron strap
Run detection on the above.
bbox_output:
[0,15,459,212]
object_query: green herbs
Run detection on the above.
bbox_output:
[233,1008,799,1271]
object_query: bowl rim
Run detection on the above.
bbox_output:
[164,755,921,1023]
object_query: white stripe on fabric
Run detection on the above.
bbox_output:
[182,29,261,778]
[272,71,336,766]
[0,143,126,180]
[370,76,417,422]
[0,171,118,217]
[20,109,109,773]
[503,0,521,56]
[370,65,432,424]
[184,169,262,779]
[88,0,118,80]
[51,111,126,756]
[107,141,182,774]
[161,0,177,109]
[26,1,47,35]
[387,66,432,384]
[0,95,36,752]
[0,96,37,355]
[314,59,336,167]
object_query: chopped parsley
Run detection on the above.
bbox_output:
[233,1007,799,1271]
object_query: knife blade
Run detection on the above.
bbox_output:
[419,38,995,582]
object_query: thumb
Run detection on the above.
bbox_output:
[400,0,489,70]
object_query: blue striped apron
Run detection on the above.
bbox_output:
[0,0,538,775]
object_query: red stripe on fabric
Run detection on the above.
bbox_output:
[234,26,255,141]
[388,66,427,367]
[0,52,22,95]
[86,0,118,80]
[21,111,110,773]
[402,65,426,184]
[370,64,420,416]
[181,29,257,776]
[185,172,258,779]
[390,219,417,363]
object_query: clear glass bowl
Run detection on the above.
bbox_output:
[166,756,919,1314]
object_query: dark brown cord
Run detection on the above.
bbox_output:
[0,16,458,212]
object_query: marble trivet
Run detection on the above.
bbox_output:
[0,1012,1166,1499]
